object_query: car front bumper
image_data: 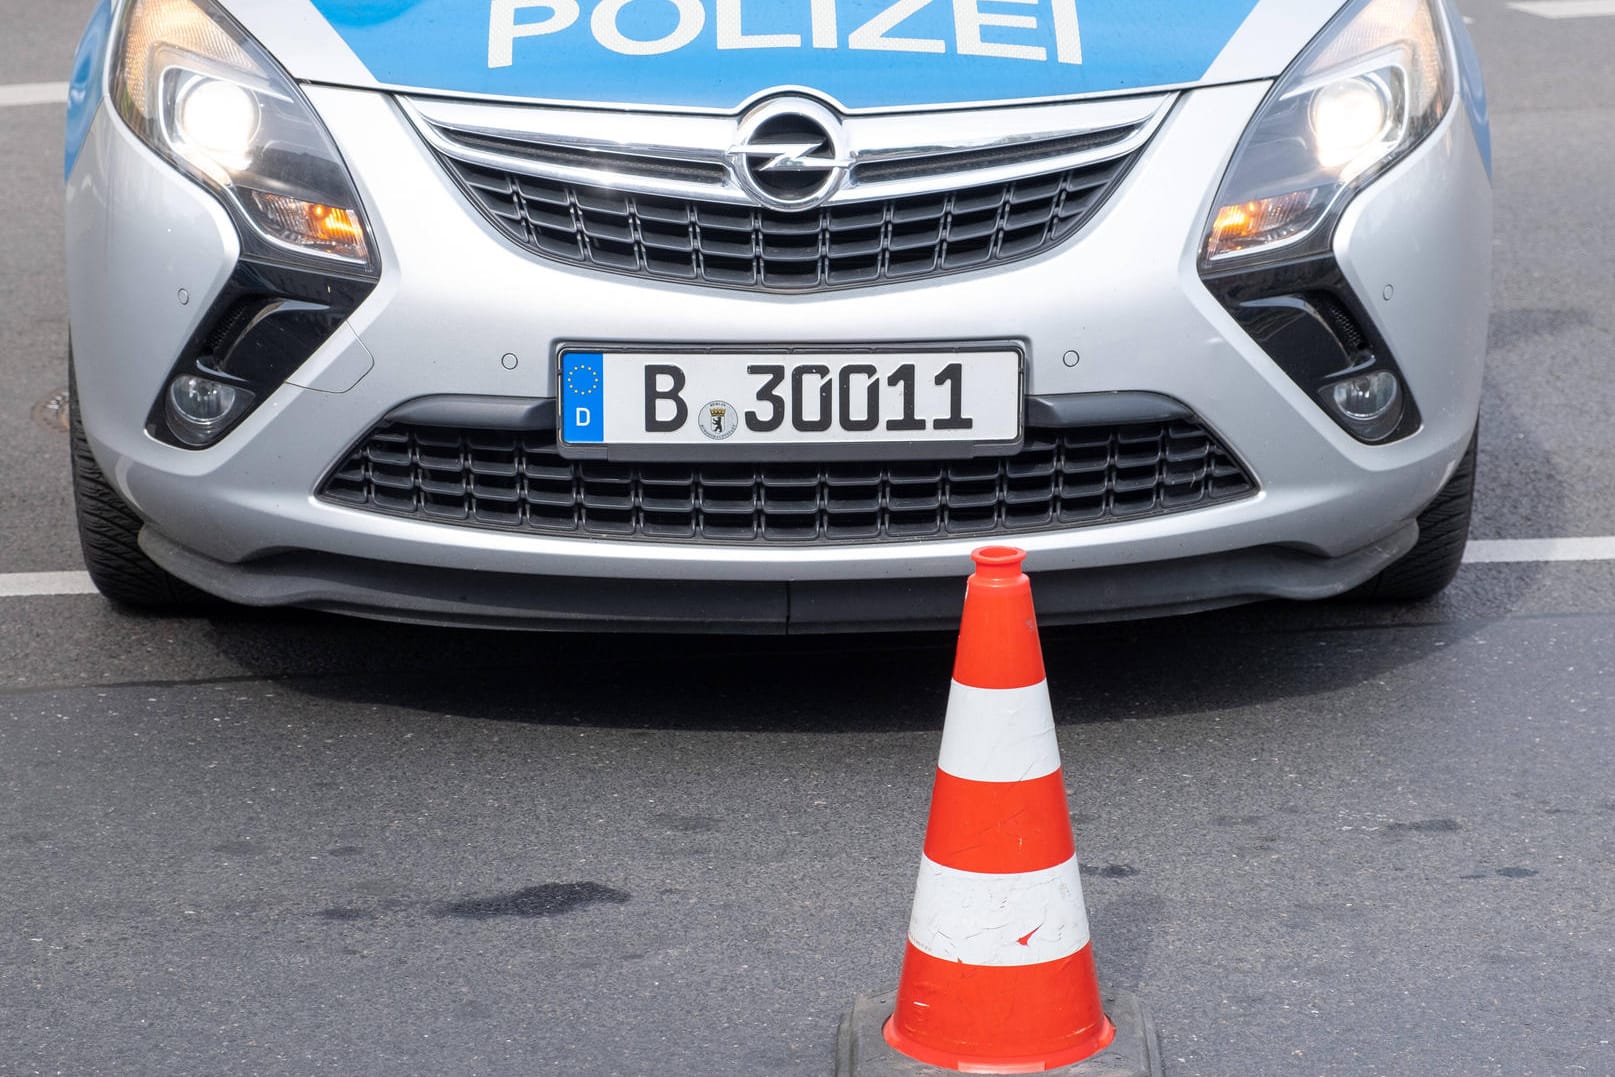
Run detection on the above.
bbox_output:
[65,77,1492,622]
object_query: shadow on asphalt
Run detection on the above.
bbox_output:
[174,588,1507,735]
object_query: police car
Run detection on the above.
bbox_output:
[64,0,1491,630]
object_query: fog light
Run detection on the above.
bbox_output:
[1324,370,1403,441]
[166,374,252,446]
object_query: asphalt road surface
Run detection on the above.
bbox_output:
[4,4,1615,1076]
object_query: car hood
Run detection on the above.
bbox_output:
[220,0,1347,112]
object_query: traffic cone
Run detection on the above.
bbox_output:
[836,546,1161,1077]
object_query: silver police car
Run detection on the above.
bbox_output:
[64,0,1491,630]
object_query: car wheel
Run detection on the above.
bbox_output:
[1350,427,1477,602]
[69,355,207,610]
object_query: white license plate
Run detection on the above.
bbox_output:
[557,349,1021,458]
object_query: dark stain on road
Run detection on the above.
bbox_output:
[1488,307,1593,351]
[1383,818,1461,834]
[327,845,366,857]
[1460,867,1540,880]
[1212,814,1262,827]
[435,882,631,920]
[213,840,262,856]
[320,906,378,921]
[1081,864,1140,878]
[455,1001,495,1021]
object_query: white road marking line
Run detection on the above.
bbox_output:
[1461,537,1615,563]
[1507,0,1615,17]
[0,540,1610,599]
[0,82,70,107]
[0,572,98,598]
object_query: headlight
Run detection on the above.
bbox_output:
[1201,0,1453,266]
[112,0,372,267]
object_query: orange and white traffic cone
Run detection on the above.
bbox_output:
[837,546,1160,1076]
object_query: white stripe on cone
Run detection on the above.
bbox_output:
[936,681,1061,784]
[907,855,1091,967]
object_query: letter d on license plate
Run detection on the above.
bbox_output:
[558,348,1022,460]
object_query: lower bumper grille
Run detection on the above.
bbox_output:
[319,418,1255,545]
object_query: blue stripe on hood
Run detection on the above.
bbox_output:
[309,0,1262,111]
[66,0,114,182]
[1445,0,1490,179]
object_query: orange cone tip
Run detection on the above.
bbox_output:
[953,546,1047,692]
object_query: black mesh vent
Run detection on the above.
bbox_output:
[319,419,1255,544]
[201,297,272,354]
[1308,291,1369,352]
[440,153,1136,292]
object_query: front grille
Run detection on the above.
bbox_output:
[319,420,1255,545]
[442,154,1135,292]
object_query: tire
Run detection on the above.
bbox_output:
[69,356,207,610]
[1349,428,1477,602]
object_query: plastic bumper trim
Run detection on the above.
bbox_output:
[139,520,1418,634]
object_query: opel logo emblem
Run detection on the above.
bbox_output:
[728,98,850,213]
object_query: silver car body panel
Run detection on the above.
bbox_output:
[67,71,1490,585]
[1199,0,1353,84]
